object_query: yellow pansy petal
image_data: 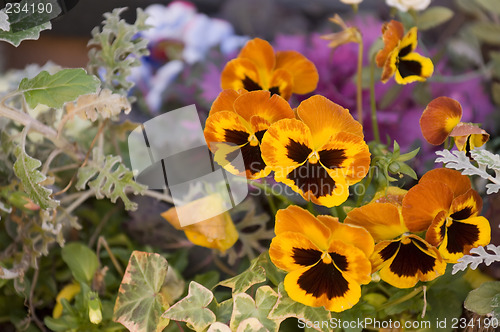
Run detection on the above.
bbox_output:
[53,282,81,318]
[450,123,490,153]
[394,52,434,84]
[204,110,250,149]
[209,89,242,114]
[327,240,372,285]
[296,95,364,149]
[221,58,262,91]
[238,37,276,77]
[398,27,418,57]
[319,132,370,185]
[275,50,319,94]
[261,118,313,172]
[345,202,408,242]
[372,235,446,289]
[275,205,331,250]
[269,68,294,100]
[269,231,323,272]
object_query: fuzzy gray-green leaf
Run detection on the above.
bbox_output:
[13,146,59,209]
[19,69,100,108]
[76,150,146,210]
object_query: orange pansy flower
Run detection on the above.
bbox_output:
[402,168,491,263]
[420,96,489,153]
[269,206,373,312]
[345,187,446,288]
[221,38,319,100]
[261,95,370,207]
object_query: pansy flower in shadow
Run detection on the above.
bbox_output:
[269,205,373,312]
[221,38,319,100]
[402,168,491,263]
[376,20,433,84]
[420,96,489,155]
[345,187,447,288]
[261,95,370,207]
[204,89,295,179]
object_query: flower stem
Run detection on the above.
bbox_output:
[369,58,381,145]
[356,40,364,125]
[378,286,422,311]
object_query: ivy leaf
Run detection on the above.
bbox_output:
[113,251,170,332]
[207,322,232,332]
[61,243,98,284]
[76,150,146,211]
[417,6,453,31]
[236,318,268,332]
[13,146,59,209]
[464,281,500,317]
[162,281,216,331]
[269,283,332,332]
[230,286,279,331]
[19,69,100,109]
[64,88,131,122]
[218,253,267,294]
[0,0,61,46]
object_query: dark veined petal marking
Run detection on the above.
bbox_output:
[287,161,337,197]
[379,241,400,262]
[286,139,312,164]
[330,252,348,271]
[226,143,266,175]
[292,248,323,267]
[450,207,473,221]
[388,239,436,277]
[446,221,480,254]
[254,130,267,142]
[224,129,249,146]
[297,261,349,299]
[269,86,281,96]
[318,149,347,169]
[242,76,263,91]
[398,44,412,58]
[397,59,423,78]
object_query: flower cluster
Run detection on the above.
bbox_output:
[345,169,490,288]
[204,38,369,207]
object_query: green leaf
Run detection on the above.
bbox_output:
[13,146,59,209]
[470,22,500,45]
[215,299,233,324]
[269,283,332,332]
[162,281,216,331]
[113,251,170,332]
[207,322,231,332]
[455,0,484,16]
[44,315,80,331]
[218,254,267,294]
[236,318,268,332]
[19,69,100,108]
[76,149,146,211]
[476,0,500,14]
[61,243,98,284]
[417,6,454,31]
[464,281,500,316]
[230,286,279,331]
[0,0,61,46]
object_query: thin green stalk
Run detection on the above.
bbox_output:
[356,165,374,206]
[369,58,381,145]
[378,287,422,311]
[356,40,364,124]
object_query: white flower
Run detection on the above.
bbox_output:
[386,0,431,11]
[340,0,363,4]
